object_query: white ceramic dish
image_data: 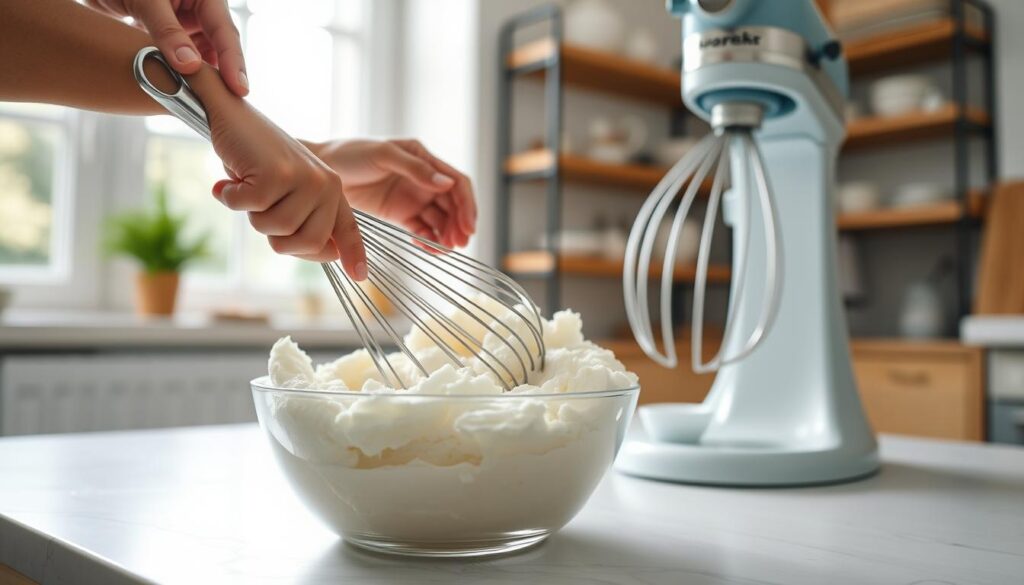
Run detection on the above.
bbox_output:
[890,183,952,208]
[539,230,604,256]
[654,137,701,167]
[869,74,942,117]
[837,182,883,213]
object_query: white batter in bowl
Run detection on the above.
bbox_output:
[252,309,640,557]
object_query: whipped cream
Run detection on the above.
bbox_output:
[258,306,638,548]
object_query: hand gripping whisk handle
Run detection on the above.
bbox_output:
[133,47,210,140]
[132,47,547,391]
[623,103,782,374]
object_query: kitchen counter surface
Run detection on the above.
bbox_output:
[0,310,390,350]
[1,424,1023,585]
[962,315,1024,347]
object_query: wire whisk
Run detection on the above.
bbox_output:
[623,103,783,374]
[133,46,546,391]
[322,211,546,390]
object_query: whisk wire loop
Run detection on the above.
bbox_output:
[623,119,784,375]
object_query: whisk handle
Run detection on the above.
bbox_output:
[132,47,212,141]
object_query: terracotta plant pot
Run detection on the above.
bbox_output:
[135,271,180,316]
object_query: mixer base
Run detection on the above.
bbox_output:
[615,411,880,487]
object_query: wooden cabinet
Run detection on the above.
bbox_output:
[851,340,985,441]
[605,337,985,442]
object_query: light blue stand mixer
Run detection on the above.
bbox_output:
[618,0,880,486]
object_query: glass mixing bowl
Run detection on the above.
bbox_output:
[251,377,639,558]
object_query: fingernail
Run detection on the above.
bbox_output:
[175,46,200,64]
[238,70,249,90]
[432,172,455,186]
[354,261,368,281]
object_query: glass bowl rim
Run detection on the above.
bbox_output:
[250,376,640,400]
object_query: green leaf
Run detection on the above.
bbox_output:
[103,182,211,273]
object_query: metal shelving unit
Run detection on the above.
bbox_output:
[838,0,997,320]
[496,0,998,326]
[496,5,564,314]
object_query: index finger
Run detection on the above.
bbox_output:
[196,0,249,96]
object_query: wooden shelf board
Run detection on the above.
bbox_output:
[503,251,731,283]
[507,38,682,105]
[843,104,990,151]
[837,190,986,231]
[845,19,990,76]
[507,20,989,101]
[506,149,711,192]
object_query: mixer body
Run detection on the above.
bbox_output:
[616,0,879,485]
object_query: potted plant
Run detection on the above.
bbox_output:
[105,185,209,316]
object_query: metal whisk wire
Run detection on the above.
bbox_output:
[323,210,546,391]
[623,113,783,375]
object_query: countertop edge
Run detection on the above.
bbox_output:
[1,514,149,585]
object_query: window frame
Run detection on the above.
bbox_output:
[0,0,398,313]
[0,107,76,285]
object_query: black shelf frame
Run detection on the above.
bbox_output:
[496,5,564,315]
[951,0,997,318]
[496,0,997,329]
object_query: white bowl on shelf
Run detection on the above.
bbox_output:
[890,183,952,208]
[564,0,625,53]
[869,74,942,117]
[539,230,604,256]
[837,182,883,213]
[653,137,701,167]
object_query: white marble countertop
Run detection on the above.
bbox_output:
[0,310,390,350]
[2,424,1023,585]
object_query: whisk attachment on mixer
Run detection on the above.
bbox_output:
[323,210,546,391]
[623,102,782,374]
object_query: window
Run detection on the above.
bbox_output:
[0,0,391,311]
[143,0,373,305]
[0,103,73,283]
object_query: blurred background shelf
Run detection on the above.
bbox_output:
[845,18,990,76]
[507,38,681,105]
[497,0,997,343]
[503,251,731,283]
[837,190,987,231]
[844,104,990,150]
[505,149,711,192]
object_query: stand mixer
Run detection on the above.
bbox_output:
[617,0,880,486]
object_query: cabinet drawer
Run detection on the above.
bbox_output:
[852,342,984,441]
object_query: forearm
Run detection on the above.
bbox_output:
[0,0,238,118]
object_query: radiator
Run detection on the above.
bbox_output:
[0,353,271,436]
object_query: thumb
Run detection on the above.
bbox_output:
[377,144,455,192]
[333,199,368,282]
[134,1,202,74]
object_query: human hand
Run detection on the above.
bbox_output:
[308,139,477,249]
[86,0,248,96]
[206,98,366,280]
